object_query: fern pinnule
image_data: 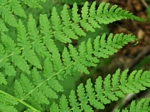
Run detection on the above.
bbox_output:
[0,20,8,33]
[11,0,26,18]
[59,95,70,112]
[17,16,42,69]
[1,33,30,74]
[69,90,81,112]
[40,14,52,38]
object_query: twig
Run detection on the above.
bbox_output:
[141,0,149,8]
[128,47,150,72]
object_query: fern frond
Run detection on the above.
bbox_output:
[116,98,150,112]
[50,69,150,112]
[56,33,136,76]
[44,1,145,43]
[0,1,147,111]
[0,31,136,111]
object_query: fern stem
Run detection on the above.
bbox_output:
[0,90,40,112]
[22,60,76,100]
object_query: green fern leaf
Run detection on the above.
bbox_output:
[1,33,16,53]
[12,52,30,74]
[0,103,18,112]
[17,20,29,48]
[0,92,18,112]
[81,2,89,19]
[0,44,16,77]
[81,2,95,32]
[4,63,16,76]
[0,20,8,33]
[54,69,150,111]
[22,0,42,8]
[62,47,72,66]
[112,70,125,98]
[0,72,7,85]
[40,14,52,38]
[95,76,110,106]
[46,39,63,72]
[72,3,86,36]
[69,90,81,112]
[1,5,17,26]
[104,74,118,101]
[86,79,104,109]
[61,4,70,26]
[77,84,93,112]
[22,47,42,69]
[44,57,53,77]
[28,14,39,40]
[48,78,64,92]
[14,80,24,99]
[1,33,30,74]
[61,5,78,40]
[51,7,62,30]
[59,95,70,112]
[10,0,26,18]
[50,102,60,112]
[19,74,34,95]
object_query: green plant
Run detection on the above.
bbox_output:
[0,0,149,112]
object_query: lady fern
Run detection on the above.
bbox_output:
[0,0,149,112]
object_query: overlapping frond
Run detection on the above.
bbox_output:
[0,31,137,111]
[50,69,150,112]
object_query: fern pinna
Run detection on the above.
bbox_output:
[0,0,149,112]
